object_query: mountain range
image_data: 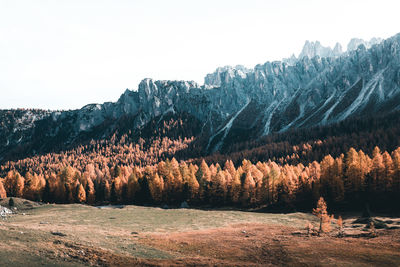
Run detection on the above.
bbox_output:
[1,34,400,163]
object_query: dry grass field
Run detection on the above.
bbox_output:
[1,198,400,266]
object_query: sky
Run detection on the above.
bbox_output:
[1,0,399,110]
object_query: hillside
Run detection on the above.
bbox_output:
[1,34,400,213]
[1,34,400,163]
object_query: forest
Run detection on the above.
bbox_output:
[1,110,400,212]
[1,144,399,212]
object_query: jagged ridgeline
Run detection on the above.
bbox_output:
[1,33,400,211]
[1,33,400,165]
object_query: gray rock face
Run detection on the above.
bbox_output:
[1,33,400,158]
[298,41,343,59]
[347,37,383,52]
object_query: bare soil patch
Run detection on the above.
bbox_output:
[1,203,400,266]
[141,223,400,266]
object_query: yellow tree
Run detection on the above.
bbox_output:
[313,197,332,233]
[241,171,256,206]
[23,172,36,200]
[103,180,111,202]
[320,155,344,204]
[4,171,25,198]
[358,150,371,182]
[382,151,394,192]
[187,164,200,202]
[111,176,123,203]
[266,164,280,204]
[14,173,25,198]
[332,157,345,202]
[197,160,211,202]
[180,162,191,200]
[3,171,14,195]
[230,171,242,204]
[23,173,46,201]
[170,158,183,201]
[345,148,362,194]
[148,173,164,203]
[127,172,141,203]
[210,170,227,204]
[48,173,66,203]
[76,183,86,203]
[224,160,236,179]
[370,147,385,193]
[85,177,96,204]
[0,179,6,199]
[392,148,400,194]
[59,166,77,203]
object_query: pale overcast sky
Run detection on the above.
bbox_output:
[1,0,399,110]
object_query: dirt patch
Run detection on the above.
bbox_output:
[141,223,306,266]
[141,223,400,266]
[2,204,400,266]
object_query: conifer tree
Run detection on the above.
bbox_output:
[382,151,394,192]
[392,148,400,194]
[23,173,45,201]
[14,173,25,198]
[320,155,344,204]
[86,177,96,204]
[370,146,385,193]
[210,170,227,205]
[0,180,6,199]
[170,158,183,201]
[187,164,200,202]
[148,173,164,203]
[223,160,236,178]
[241,171,256,206]
[313,197,332,233]
[103,180,111,202]
[4,171,25,198]
[76,183,86,203]
[230,171,242,204]
[127,172,141,203]
[111,177,123,203]
[23,172,36,200]
[267,165,280,204]
[59,166,76,203]
[345,148,361,194]
[197,160,211,202]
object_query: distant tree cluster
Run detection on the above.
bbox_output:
[1,134,193,176]
[1,146,399,211]
[199,110,400,167]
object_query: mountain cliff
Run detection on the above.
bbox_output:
[1,33,400,162]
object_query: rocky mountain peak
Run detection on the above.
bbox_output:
[204,65,251,88]
[298,40,342,59]
[333,42,343,54]
[1,33,399,161]
[347,37,383,52]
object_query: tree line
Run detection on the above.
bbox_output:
[196,110,400,167]
[1,146,399,211]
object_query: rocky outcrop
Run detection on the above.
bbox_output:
[1,33,399,160]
